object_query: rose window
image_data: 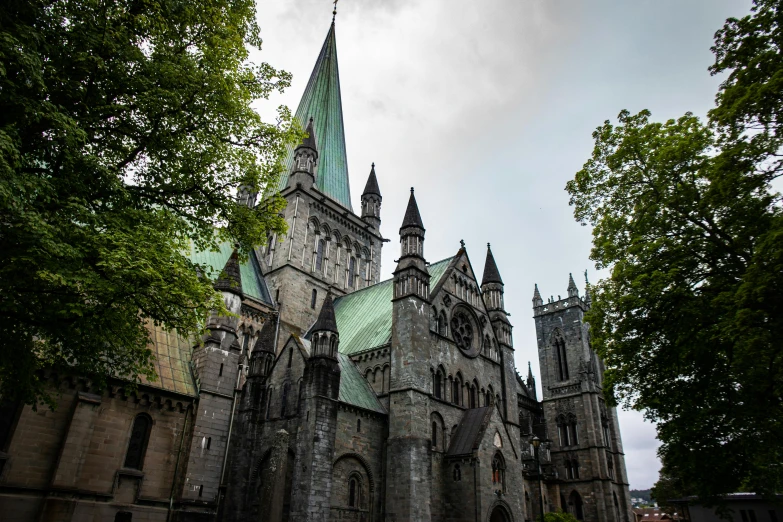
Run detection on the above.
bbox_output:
[450,312,474,351]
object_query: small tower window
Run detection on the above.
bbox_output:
[491,453,505,492]
[431,421,438,448]
[348,256,357,288]
[555,337,569,381]
[124,414,152,470]
[348,476,362,508]
[357,418,361,433]
[311,289,317,309]
[453,464,462,481]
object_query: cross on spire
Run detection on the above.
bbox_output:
[332,0,338,21]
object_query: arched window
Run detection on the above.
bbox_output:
[434,369,442,399]
[431,421,438,448]
[608,454,615,479]
[602,416,611,446]
[570,490,584,520]
[568,414,579,445]
[452,378,460,406]
[430,307,438,331]
[438,311,448,336]
[124,414,152,470]
[453,464,462,481]
[614,492,621,522]
[311,289,317,309]
[348,475,362,508]
[491,453,505,492]
[280,382,290,417]
[469,384,476,408]
[555,337,569,381]
[329,335,338,356]
[348,256,357,288]
[557,415,571,447]
[572,459,580,479]
[357,418,361,433]
[315,239,325,272]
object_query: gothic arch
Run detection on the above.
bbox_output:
[332,229,342,244]
[485,499,514,522]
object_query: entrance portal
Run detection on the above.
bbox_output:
[489,505,511,522]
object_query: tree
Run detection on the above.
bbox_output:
[537,511,579,522]
[566,0,783,503]
[0,0,302,406]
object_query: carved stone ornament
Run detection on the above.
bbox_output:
[480,315,487,327]
[442,294,452,308]
[555,398,575,415]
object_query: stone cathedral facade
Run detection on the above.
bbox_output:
[0,20,633,522]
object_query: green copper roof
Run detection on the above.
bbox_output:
[333,257,454,355]
[337,352,386,414]
[189,242,272,304]
[278,22,353,211]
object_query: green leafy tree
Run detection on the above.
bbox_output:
[566,0,783,504]
[0,0,302,406]
[538,511,579,522]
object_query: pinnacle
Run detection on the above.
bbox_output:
[253,318,276,354]
[481,243,503,285]
[298,117,318,151]
[568,273,577,290]
[533,284,542,300]
[362,163,381,197]
[214,250,243,296]
[400,188,424,229]
[312,293,338,334]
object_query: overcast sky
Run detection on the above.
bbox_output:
[252,0,754,489]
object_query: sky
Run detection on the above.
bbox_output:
[252,0,754,490]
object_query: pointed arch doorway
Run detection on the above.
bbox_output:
[489,505,511,522]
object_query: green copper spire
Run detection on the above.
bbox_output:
[278,22,353,211]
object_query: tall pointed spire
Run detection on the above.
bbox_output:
[277,23,353,210]
[401,188,424,229]
[481,243,503,285]
[532,284,543,307]
[362,163,381,197]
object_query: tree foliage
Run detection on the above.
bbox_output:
[0,0,302,406]
[566,0,783,504]
[537,511,579,522]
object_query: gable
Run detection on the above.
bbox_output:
[333,256,453,355]
[189,241,273,305]
[337,352,386,414]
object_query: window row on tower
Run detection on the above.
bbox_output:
[430,366,501,409]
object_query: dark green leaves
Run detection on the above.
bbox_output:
[0,0,302,406]
[567,0,783,504]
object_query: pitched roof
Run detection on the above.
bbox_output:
[189,242,273,305]
[447,406,494,456]
[401,189,424,229]
[337,352,386,414]
[277,23,353,210]
[312,293,338,334]
[253,318,276,354]
[481,244,503,285]
[333,257,453,355]
[142,322,197,397]
[362,163,381,197]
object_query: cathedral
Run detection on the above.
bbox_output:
[0,19,633,522]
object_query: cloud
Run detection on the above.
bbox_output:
[252,0,754,493]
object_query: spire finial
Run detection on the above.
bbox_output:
[372,162,375,168]
[332,0,338,22]
[410,187,414,194]
[487,242,491,249]
[584,269,589,285]
[460,239,465,248]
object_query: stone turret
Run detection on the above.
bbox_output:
[287,117,319,190]
[184,250,245,504]
[567,272,579,298]
[290,295,341,522]
[360,163,382,231]
[393,188,429,301]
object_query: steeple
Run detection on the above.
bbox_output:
[567,272,579,297]
[361,163,382,231]
[394,188,429,301]
[287,117,319,189]
[481,243,505,313]
[277,22,352,210]
[481,243,503,285]
[584,270,592,306]
[532,283,543,307]
[249,318,276,378]
[214,250,243,298]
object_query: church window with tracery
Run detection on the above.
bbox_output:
[554,337,569,381]
[450,311,474,351]
[124,414,152,470]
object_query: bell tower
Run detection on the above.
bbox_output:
[533,275,633,522]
